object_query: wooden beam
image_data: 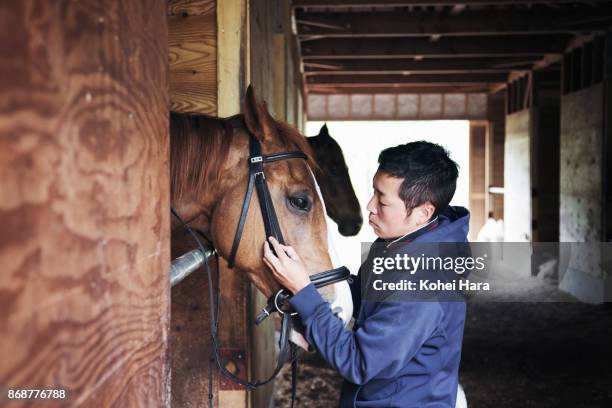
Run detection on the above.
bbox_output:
[307,84,494,93]
[303,57,537,74]
[301,35,571,59]
[307,73,507,85]
[296,9,612,38]
[294,0,611,7]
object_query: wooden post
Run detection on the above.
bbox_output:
[0,0,169,405]
[469,122,488,240]
[218,1,250,407]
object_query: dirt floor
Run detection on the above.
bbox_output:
[275,276,612,408]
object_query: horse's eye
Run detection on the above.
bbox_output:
[288,196,312,212]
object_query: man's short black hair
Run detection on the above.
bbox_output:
[377,141,459,216]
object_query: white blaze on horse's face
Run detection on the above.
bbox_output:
[288,217,353,350]
[288,172,354,351]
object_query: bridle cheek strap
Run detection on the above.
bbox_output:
[227,135,305,268]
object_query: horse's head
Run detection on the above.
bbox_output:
[308,124,363,236]
[209,87,339,306]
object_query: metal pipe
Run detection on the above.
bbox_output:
[170,247,215,287]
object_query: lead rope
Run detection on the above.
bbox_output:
[209,249,219,408]
[171,208,298,408]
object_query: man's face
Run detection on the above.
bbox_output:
[366,171,433,239]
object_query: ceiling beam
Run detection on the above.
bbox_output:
[303,57,538,74]
[306,84,495,94]
[294,0,611,7]
[301,35,570,59]
[307,73,508,84]
[296,9,612,38]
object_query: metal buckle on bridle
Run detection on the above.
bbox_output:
[273,289,299,317]
[250,156,265,179]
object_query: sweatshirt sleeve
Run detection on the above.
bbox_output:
[289,283,444,385]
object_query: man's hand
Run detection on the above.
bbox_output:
[263,236,311,294]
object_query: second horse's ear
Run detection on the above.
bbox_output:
[243,84,278,144]
[319,123,330,138]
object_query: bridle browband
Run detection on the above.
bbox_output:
[172,122,350,408]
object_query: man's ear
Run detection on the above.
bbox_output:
[243,84,278,144]
[417,202,436,224]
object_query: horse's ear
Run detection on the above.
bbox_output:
[243,84,278,143]
[319,123,330,138]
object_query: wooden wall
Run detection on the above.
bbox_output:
[0,0,170,406]
[250,0,280,118]
[168,0,217,114]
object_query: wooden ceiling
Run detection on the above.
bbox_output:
[292,0,612,94]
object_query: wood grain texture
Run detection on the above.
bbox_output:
[249,0,278,117]
[0,0,170,406]
[168,0,215,16]
[168,0,217,114]
[217,0,247,116]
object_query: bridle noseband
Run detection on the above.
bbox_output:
[172,123,350,408]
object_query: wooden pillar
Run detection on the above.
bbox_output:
[248,2,280,408]
[0,0,169,405]
[486,90,506,220]
[218,1,251,407]
[469,122,488,240]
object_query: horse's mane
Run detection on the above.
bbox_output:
[170,112,317,201]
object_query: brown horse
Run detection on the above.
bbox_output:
[170,88,338,300]
[308,124,363,237]
[169,87,352,406]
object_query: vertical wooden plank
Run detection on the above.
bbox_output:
[249,1,282,407]
[274,34,287,121]
[484,122,492,219]
[504,110,532,242]
[218,0,248,117]
[218,1,250,407]
[487,90,506,220]
[469,123,487,241]
[168,0,217,114]
[0,0,169,406]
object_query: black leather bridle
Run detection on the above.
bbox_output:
[172,125,350,408]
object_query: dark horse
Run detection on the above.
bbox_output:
[308,124,362,236]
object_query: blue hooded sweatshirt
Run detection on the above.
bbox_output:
[289,206,470,407]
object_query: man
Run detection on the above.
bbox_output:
[263,141,469,407]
